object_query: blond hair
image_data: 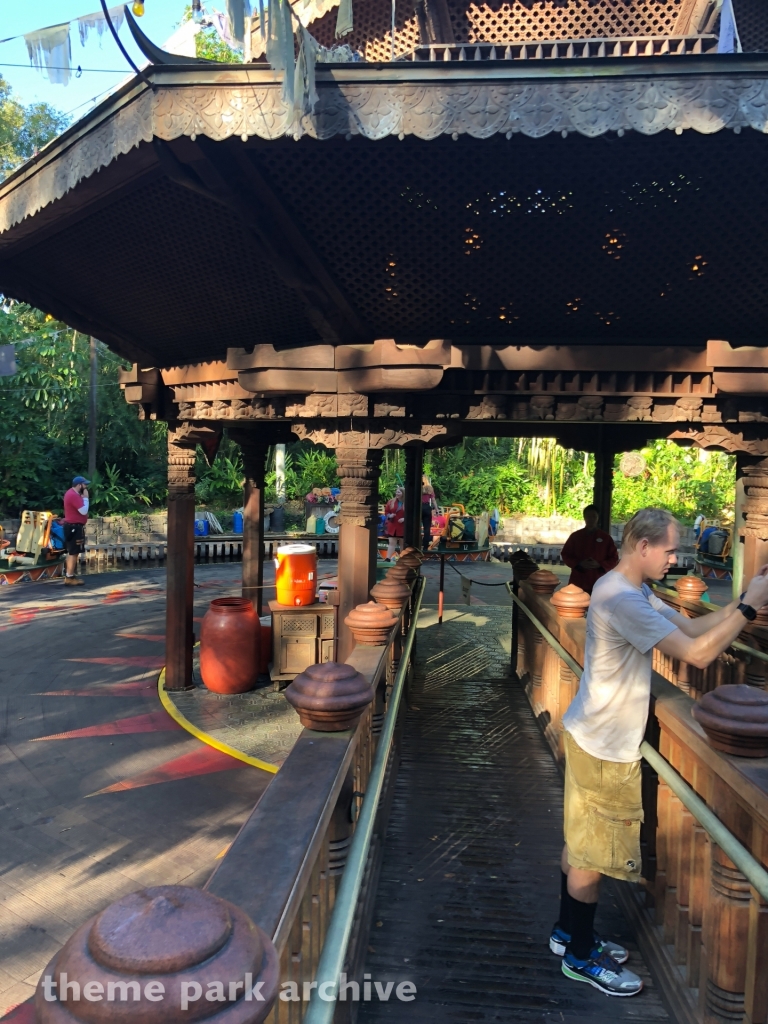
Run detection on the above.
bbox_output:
[621,507,679,552]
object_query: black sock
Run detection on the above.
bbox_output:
[557,871,571,933]
[567,894,597,961]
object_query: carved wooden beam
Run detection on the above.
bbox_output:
[707,341,768,394]
[668,427,768,456]
[229,339,450,394]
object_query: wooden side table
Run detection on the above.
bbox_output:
[268,600,337,689]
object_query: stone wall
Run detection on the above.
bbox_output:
[499,515,696,552]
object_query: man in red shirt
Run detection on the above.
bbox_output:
[62,475,90,586]
[561,504,618,594]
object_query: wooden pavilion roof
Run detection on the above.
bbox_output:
[1,55,768,368]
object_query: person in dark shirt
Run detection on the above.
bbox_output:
[561,505,618,594]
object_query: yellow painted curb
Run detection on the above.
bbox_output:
[158,668,279,775]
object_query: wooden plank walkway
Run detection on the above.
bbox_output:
[359,610,671,1023]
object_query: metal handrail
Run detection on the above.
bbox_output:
[507,583,768,903]
[303,575,426,1024]
[651,582,768,665]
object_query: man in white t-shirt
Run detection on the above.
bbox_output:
[550,506,768,997]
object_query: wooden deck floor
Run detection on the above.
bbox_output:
[359,611,672,1023]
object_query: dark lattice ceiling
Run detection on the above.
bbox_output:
[4,126,768,366]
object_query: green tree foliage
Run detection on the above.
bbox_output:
[0,77,69,178]
[0,310,167,516]
[180,6,243,62]
[611,441,734,524]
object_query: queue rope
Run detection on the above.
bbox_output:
[444,558,519,587]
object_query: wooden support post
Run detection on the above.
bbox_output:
[165,427,196,691]
[231,432,268,617]
[403,446,423,551]
[88,336,98,479]
[741,455,768,589]
[336,445,382,661]
[592,445,615,533]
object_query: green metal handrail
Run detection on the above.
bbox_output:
[506,583,768,903]
[303,575,426,1024]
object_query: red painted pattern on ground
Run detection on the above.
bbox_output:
[0,999,34,1023]
[88,746,247,795]
[34,681,157,697]
[32,711,181,741]
[7,603,91,624]
[67,656,165,667]
[115,633,165,642]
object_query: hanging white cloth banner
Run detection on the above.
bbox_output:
[209,11,236,49]
[24,22,72,86]
[335,0,353,38]
[226,0,249,45]
[162,20,201,57]
[77,5,125,47]
[717,0,742,52]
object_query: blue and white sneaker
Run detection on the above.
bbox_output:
[561,949,643,997]
[549,924,628,964]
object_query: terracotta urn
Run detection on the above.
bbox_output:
[370,577,411,612]
[285,662,373,731]
[527,569,561,596]
[674,575,709,602]
[386,562,417,585]
[200,598,260,694]
[344,601,398,646]
[35,885,279,1024]
[692,683,768,757]
[550,584,591,619]
[754,605,768,628]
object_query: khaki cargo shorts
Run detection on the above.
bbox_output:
[563,730,643,883]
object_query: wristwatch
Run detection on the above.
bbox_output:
[738,601,758,622]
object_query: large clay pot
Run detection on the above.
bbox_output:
[692,684,768,757]
[527,569,560,596]
[35,885,279,1024]
[550,584,590,619]
[285,662,373,731]
[200,598,260,694]
[371,577,411,612]
[344,601,398,646]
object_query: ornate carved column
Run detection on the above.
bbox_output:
[740,454,768,590]
[592,443,616,532]
[166,426,197,691]
[229,430,269,617]
[336,443,383,661]
[403,445,424,551]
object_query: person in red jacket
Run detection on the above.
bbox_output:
[561,505,618,594]
[384,486,406,560]
[62,475,90,586]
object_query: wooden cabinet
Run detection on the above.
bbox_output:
[269,600,337,687]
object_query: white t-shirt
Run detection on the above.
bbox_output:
[561,570,678,763]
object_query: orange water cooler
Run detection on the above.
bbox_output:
[275,543,318,607]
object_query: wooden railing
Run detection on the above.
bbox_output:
[650,585,768,697]
[203,595,411,1024]
[515,582,768,1024]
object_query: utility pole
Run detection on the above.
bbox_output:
[88,336,98,479]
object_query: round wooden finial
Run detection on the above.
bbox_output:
[692,683,768,757]
[509,551,539,582]
[344,601,398,646]
[550,584,590,619]
[674,575,709,602]
[526,569,561,596]
[396,548,423,569]
[385,562,417,585]
[35,886,279,1024]
[285,662,373,731]
[370,577,412,612]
